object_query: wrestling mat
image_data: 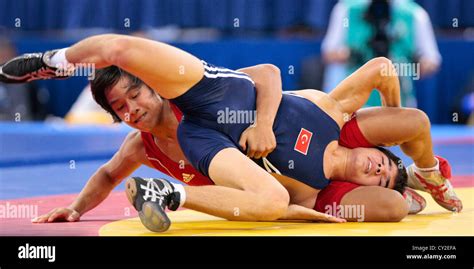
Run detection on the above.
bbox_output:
[0,124,472,236]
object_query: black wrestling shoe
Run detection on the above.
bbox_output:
[0,50,72,83]
[125,177,182,232]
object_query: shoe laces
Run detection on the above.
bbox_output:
[414,172,454,203]
[27,66,57,81]
[140,178,172,206]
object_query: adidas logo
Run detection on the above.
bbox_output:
[182,173,195,183]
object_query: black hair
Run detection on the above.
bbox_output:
[376,146,408,194]
[90,66,144,123]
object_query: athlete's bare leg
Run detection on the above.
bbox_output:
[272,106,434,221]
[333,107,434,221]
[179,149,289,221]
[336,107,436,221]
[65,34,204,99]
[355,106,462,212]
[356,107,437,168]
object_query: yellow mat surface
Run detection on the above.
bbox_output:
[99,187,474,236]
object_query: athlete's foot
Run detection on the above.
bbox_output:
[403,187,426,214]
[0,50,72,83]
[125,177,183,232]
[406,156,463,212]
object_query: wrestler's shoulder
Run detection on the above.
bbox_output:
[120,130,147,162]
[124,130,143,144]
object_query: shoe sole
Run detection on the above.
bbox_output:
[125,177,171,232]
[139,202,171,232]
[434,199,463,213]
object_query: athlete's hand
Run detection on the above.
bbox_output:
[239,123,276,159]
[310,211,347,223]
[31,207,81,223]
[281,205,347,223]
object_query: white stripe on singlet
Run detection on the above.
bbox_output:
[201,61,255,84]
[147,156,179,179]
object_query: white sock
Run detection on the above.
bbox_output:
[49,48,71,68]
[172,183,186,208]
[415,157,439,173]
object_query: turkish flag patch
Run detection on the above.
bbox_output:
[294,128,313,155]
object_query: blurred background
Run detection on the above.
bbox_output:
[0,0,473,199]
[0,0,473,124]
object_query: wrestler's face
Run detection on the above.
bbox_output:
[344,148,398,189]
[106,76,163,132]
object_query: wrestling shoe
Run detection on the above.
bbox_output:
[406,156,462,212]
[403,187,426,214]
[125,177,183,232]
[0,50,72,83]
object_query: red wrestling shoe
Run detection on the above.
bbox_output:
[403,187,426,214]
[406,156,462,212]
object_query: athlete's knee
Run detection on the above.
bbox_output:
[254,197,289,221]
[364,57,394,84]
[365,57,392,72]
[412,108,431,131]
[260,64,281,76]
[254,187,290,221]
[369,57,392,68]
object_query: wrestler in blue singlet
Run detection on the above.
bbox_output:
[171,61,340,189]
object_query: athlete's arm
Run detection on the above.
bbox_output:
[279,204,346,223]
[32,131,145,223]
[237,64,282,159]
[314,181,408,222]
[329,57,401,114]
[340,186,408,222]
